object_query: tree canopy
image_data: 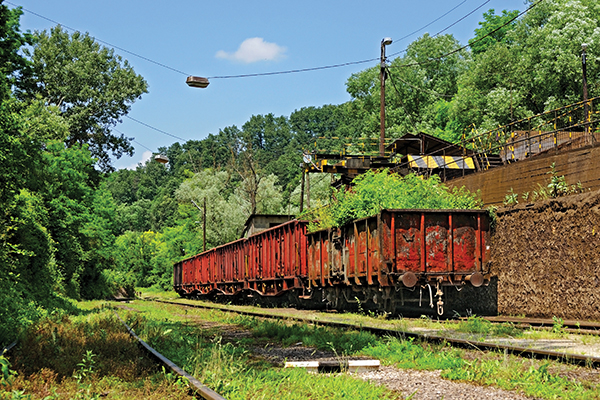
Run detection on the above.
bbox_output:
[23,26,148,171]
[2,0,599,346]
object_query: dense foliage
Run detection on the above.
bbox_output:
[302,170,482,231]
[1,0,598,346]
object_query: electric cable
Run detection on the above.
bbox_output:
[388,0,490,58]
[124,115,188,142]
[388,0,543,70]
[384,66,417,127]
[4,0,191,76]
[7,0,519,81]
[393,0,468,44]
[132,140,155,153]
[431,0,492,38]
[386,66,454,98]
[113,127,158,153]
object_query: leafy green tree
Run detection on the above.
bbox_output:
[176,169,246,246]
[0,2,32,101]
[469,9,520,55]
[451,0,600,132]
[346,33,469,141]
[24,26,148,171]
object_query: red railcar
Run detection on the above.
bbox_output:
[174,209,491,315]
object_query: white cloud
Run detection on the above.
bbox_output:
[126,150,152,170]
[216,37,286,63]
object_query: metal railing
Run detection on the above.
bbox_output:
[464,97,600,168]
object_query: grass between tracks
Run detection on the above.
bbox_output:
[3,296,600,399]
[126,298,600,400]
[1,307,194,400]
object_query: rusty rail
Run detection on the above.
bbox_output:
[150,299,600,369]
[114,312,227,400]
[1,341,17,355]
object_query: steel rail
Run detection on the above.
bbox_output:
[483,316,600,331]
[150,299,600,369]
[114,312,227,400]
[1,341,17,355]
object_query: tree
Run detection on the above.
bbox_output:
[176,169,246,246]
[450,0,600,133]
[0,2,32,102]
[345,33,469,141]
[469,9,519,55]
[24,26,148,171]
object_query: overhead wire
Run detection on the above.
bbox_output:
[113,127,156,153]
[112,127,164,159]
[393,0,468,43]
[4,0,191,76]
[7,0,541,146]
[7,0,503,82]
[132,140,155,153]
[385,67,417,127]
[431,0,492,38]
[124,115,188,142]
[388,0,490,58]
[388,0,543,70]
[386,67,454,98]
[208,0,475,79]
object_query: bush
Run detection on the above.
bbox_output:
[301,169,482,231]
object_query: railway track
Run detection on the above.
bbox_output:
[114,312,226,400]
[482,316,600,335]
[148,298,600,369]
[2,316,226,400]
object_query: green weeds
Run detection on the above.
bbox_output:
[3,310,194,399]
[127,310,399,399]
[504,163,587,206]
[455,316,521,338]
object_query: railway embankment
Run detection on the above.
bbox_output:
[491,189,600,319]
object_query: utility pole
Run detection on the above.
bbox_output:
[203,197,206,252]
[380,37,392,157]
[299,166,305,213]
[582,43,590,138]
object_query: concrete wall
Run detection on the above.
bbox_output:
[447,144,600,205]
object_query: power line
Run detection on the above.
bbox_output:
[207,58,378,79]
[113,127,156,153]
[388,0,543,70]
[210,0,476,79]
[5,1,191,76]
[432,0,492,38]
[132,140,155,153]
[388,0,468,58]
[7,0,504,82]
[386,66,453,98]
[124,115,188,142]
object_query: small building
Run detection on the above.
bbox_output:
[242,214,292,238]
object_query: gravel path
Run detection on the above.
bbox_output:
[359,366,536,399]
[251,343,535,399]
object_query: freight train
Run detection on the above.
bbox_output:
[173,209,493,316]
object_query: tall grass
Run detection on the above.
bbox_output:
[3,309,194,399]
[124,300,600,399]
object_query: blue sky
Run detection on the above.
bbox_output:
[8,0,527,170]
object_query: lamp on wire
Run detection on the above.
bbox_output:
[186,76,210,88]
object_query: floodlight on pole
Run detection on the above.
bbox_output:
[380,37,392,157]
[186,76,210,88]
